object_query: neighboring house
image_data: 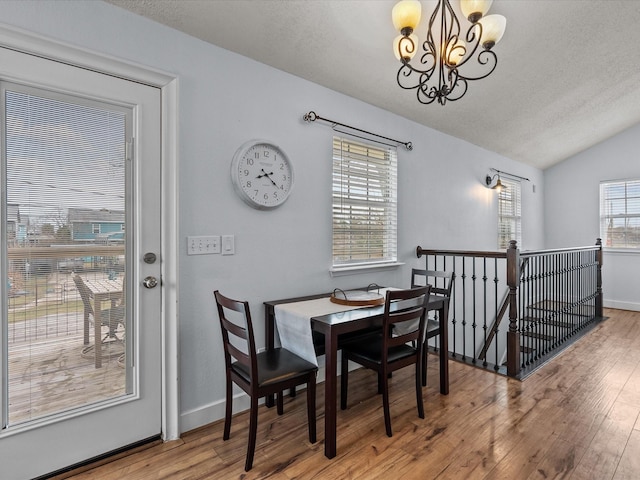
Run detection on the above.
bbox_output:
[67,208,125,243]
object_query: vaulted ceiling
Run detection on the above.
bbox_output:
[107,0,640,170]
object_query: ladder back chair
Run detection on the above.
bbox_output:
[214,290,318,471]
[340,286,431,437]
[411,269,455,386]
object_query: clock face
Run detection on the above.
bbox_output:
[231,140,294,210]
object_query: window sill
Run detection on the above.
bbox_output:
[330,262,404,277]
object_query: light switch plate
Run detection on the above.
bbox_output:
[187,235,221,255]
[222,235,235,255]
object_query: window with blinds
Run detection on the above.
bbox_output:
[600,179,640,249]
[332,136,397,268]
[498,178,521,249]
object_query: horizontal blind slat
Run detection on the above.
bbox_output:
[332,136,397,265]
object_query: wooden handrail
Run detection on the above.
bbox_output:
[417,246,506,259]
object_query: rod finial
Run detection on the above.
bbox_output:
[303,111,317,122]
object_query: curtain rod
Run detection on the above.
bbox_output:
[303,111,413,151]
[489,167,530,182]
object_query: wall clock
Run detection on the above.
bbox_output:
[230,139,294,210]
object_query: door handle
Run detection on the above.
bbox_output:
[142,276,158,289]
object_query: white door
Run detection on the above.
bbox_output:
[0,46,162,479]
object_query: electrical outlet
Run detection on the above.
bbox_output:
[187,235,221,255]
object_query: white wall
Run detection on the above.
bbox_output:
[545,123,640,311]
[0,0,544,433]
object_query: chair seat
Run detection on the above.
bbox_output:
[101,304,126,320]
[232,348,317,388]
[343,335,417,365]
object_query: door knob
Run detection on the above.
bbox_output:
[142,276,158,289]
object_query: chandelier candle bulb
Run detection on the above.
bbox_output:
[460,0,493,23]
[392,0,422,33]
[446,39,466,66]
[478,14,507,49]
[394,33,419,61]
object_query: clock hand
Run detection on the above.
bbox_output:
[256,169,274,178]
[259,169,279,188]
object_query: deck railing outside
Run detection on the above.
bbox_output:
[6,244,125,344]
[416,239,603,378]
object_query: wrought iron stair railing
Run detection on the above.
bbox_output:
[416,239,604,379]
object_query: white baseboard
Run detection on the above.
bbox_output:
[604,299,640,312]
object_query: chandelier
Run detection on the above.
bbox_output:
[392,0,506,105]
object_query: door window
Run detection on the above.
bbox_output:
[4,85,131,425]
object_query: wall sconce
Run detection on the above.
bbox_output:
[485,168,531,192]
[486,173,506,191]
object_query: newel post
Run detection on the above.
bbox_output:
[506,240,520,377]
[595,238,603,318]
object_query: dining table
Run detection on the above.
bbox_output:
[264,288,449,459]
[81,277,124,368]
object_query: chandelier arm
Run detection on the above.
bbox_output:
[452,22,482,70]
[456,50,498,81]
[444,78,468,102]
[396,61,435,89]
[416,83,439,105]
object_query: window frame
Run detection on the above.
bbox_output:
[497,178,522,250]
[600,178,640,250]
[330,136,399,274]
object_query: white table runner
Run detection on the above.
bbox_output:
[274,288,397,366]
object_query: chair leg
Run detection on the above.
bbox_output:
[245,395,259,471]
[307,374,317,443]
[382,369,392,437]
[340,352,349,410]
[416,363,425,419]
[422,342,428,386]
[223,377,233,440]
[277,391,284,415]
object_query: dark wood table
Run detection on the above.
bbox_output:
[265,290,449,459]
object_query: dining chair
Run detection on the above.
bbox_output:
[340,285,431,437]
[411,269,455,386]
[73,274,125,360]
[214,290,318,471]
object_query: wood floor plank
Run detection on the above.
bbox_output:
[612,428,640,480]
[58,308,640,480]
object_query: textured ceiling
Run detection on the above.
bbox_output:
[106,0,640,170]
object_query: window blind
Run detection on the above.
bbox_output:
[332,136,397,267]
[600,179,640,248]
[497,178,521,249]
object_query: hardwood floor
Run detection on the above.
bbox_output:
[59,308,640,480]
